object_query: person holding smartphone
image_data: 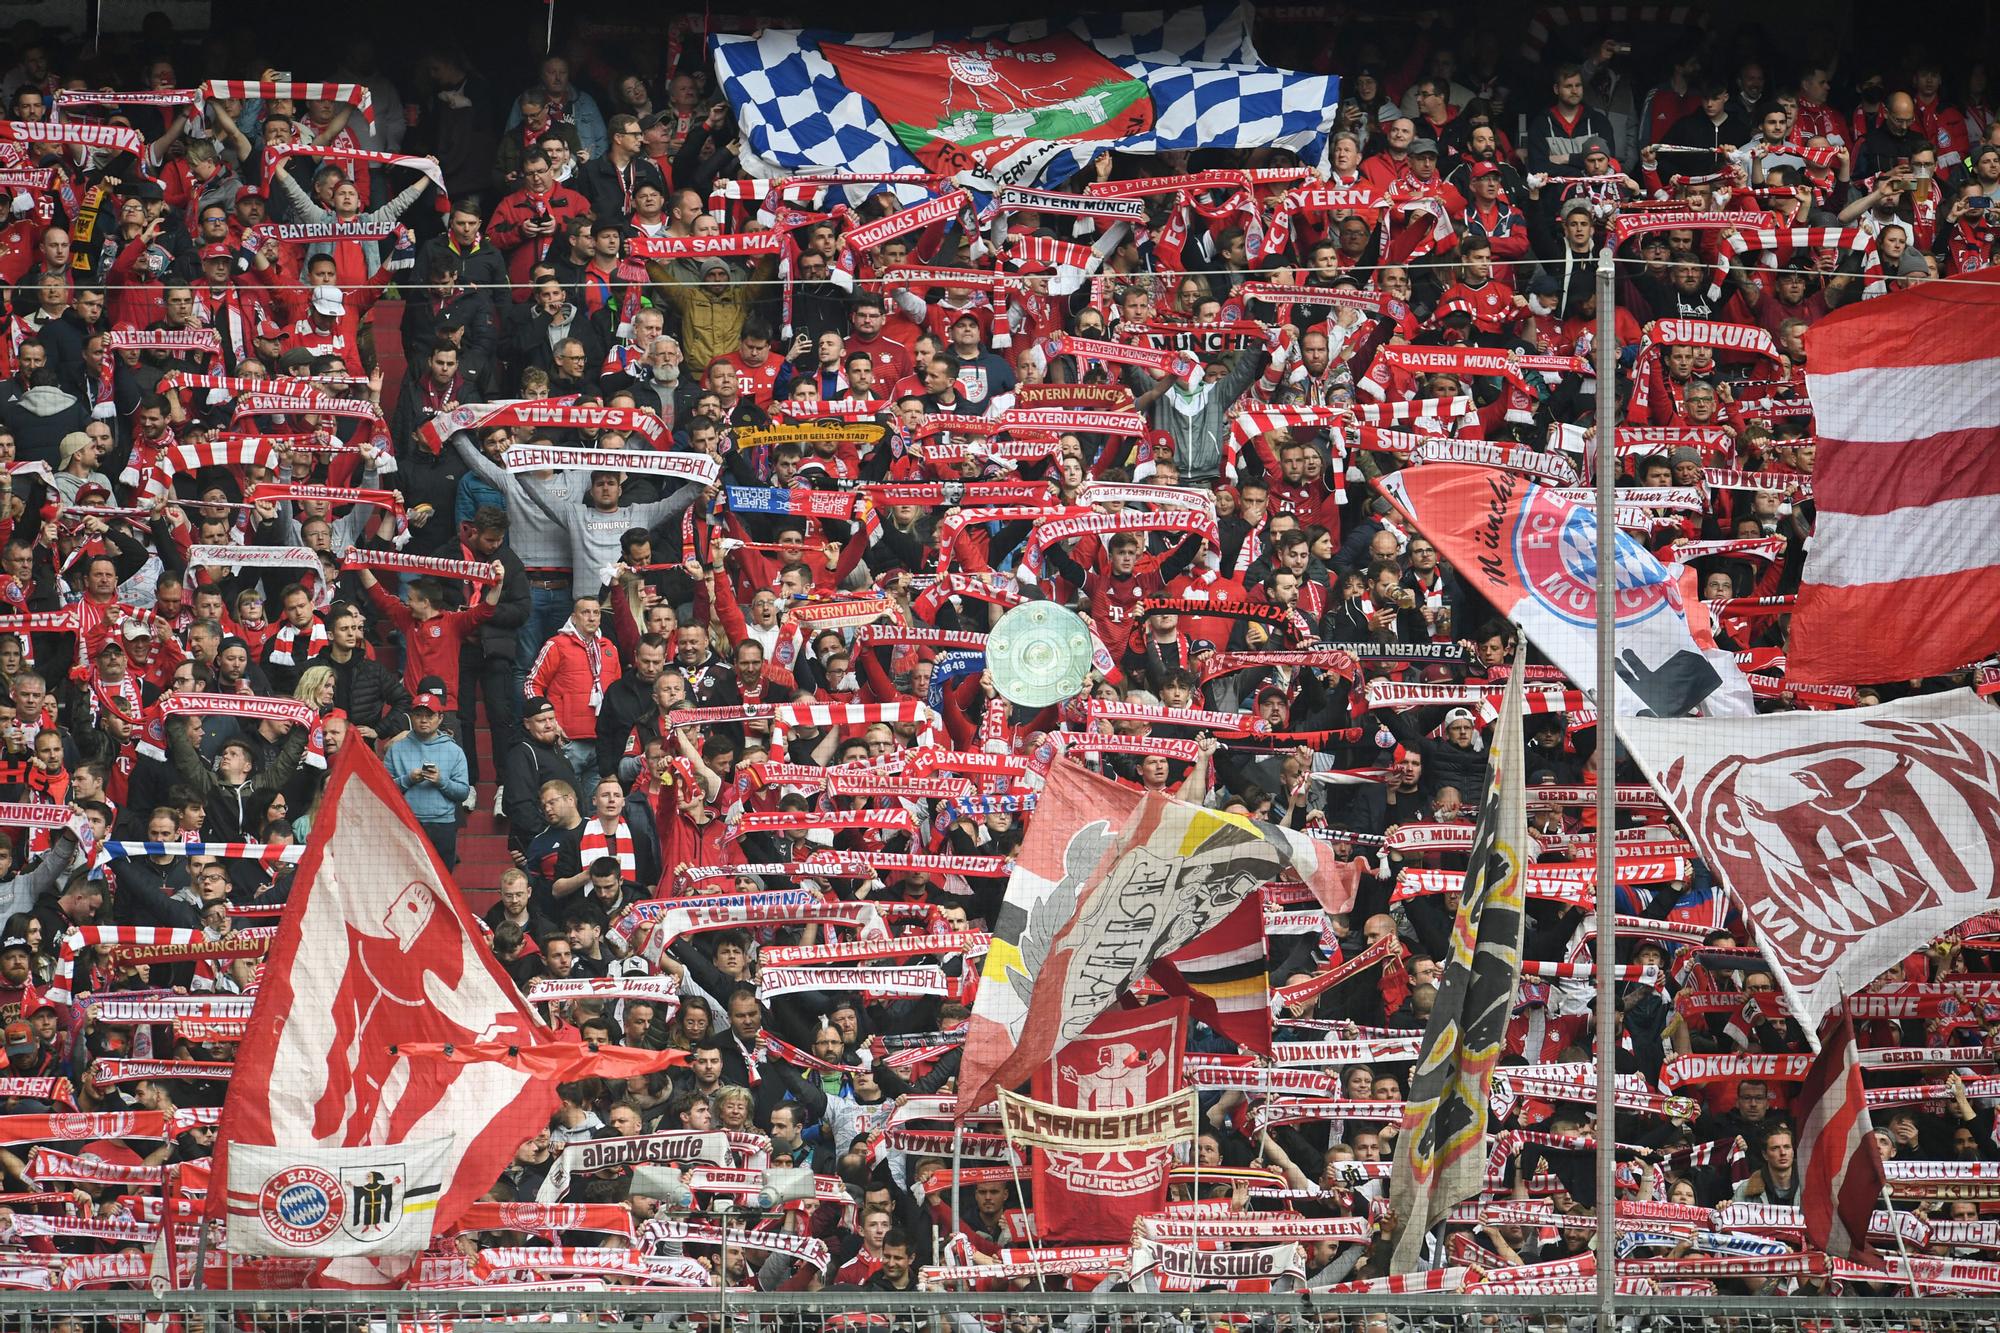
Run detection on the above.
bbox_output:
[385,677,472,868]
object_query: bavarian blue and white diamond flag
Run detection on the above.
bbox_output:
[712,3,1339,196]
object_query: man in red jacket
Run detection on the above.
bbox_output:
[358,563,505,729]
[527,595,621,792]
[488,151,593,300]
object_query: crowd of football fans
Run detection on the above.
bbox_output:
[0,6,1991,1299]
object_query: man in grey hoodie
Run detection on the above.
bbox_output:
[0,369,87,466]
[531,466,703,602]
[269,163,432,277]
[450,429,582,686]
[455,434,701,601]
[1123,348,1270,485]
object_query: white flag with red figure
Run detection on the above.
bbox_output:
[1798,1010,1886,1264]
[1618,690,2000,1035]
[209,741,556,1282]
[1790,266,2000,685]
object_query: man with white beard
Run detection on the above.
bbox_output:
[625,332,686,422]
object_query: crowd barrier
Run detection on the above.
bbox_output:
[9,1292,2000,1332]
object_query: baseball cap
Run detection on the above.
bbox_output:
[1444,707,1477,726]
[254,315,284,341]
[412,674,448,713]
[4,1021,32,1057]
[1469,161,1501,179]
[522,696,556,720]
[0,936,29,957]
[949,306,993,336]
[199,242,233,263]
[122,617,151,639]
[1408,138,1439,157]
[310,286,346,317]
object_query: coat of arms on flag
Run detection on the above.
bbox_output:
[821,37,1151,186]
[712,3,1340,196]
[958,759,1353,1114]
[1617,689,2000,1035]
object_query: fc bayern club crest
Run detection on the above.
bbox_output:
[1512,490,1672,629]
[259,1165,344,1248]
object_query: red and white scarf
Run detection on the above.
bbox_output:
[200,80,375,125]
[578,818,636,878]
[265,616,327,668]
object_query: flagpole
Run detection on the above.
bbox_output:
[1592,242,1620,1327]
[1880,1180,1925,1297]
[999,1132,1050,1286]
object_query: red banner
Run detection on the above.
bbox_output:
[820,36,1152,189]
[1030,999,1185,1243]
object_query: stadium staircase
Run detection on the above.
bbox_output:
[372,298,501,913]
[457,702,510,908]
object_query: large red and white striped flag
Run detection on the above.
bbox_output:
[1797,1009,1885,1265]
[1789,267,2000,684]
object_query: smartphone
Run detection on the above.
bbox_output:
[1968,196,1995,210]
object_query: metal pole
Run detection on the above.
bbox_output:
[1592,244,1620,1330]
[1880,1180,1925,1297]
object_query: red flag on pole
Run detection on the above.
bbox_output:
[1798,1008,1886,1265]
[1027,998,1186,1242]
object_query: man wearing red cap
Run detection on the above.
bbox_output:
[386,676,472,868]
[192,242,269,373]
[940,307,1015,414]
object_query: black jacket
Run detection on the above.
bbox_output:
[385,439,469,558]
[307,646,411,740]
[595,669,657,774]
[110,855,201,930]
[415,236,509,298]
[452,540,529,660]
[500,735,582,852]
[575,153,668,226]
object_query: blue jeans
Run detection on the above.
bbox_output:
[516,584,573,693]
[562,738,601,796]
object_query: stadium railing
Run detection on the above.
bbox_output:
[6,1293,2000,1331]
